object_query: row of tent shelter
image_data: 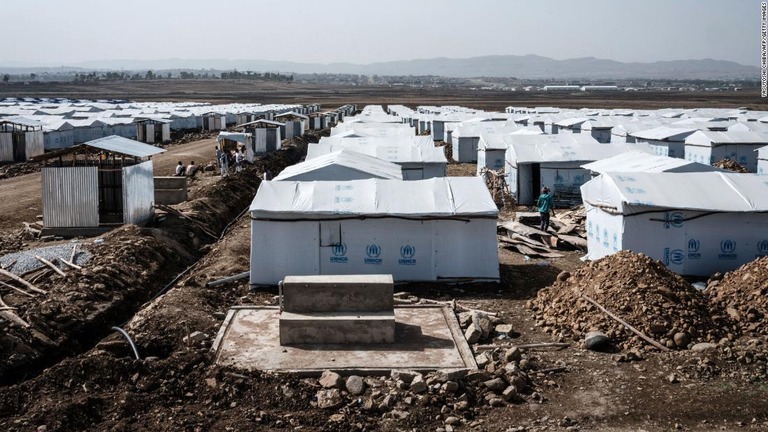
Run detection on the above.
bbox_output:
[247,103,768,284]
[0,98,356,162]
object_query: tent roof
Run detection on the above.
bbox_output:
[273,149,403,181]
[581,150,720,174]
[307,142,447,164]
[685,130,768,146]
[0,116,44,127]
[629,126,699,141]
[581,172,768,213]
[505,134,645,163]
[249,177,497,219]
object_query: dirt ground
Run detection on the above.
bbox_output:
[0,89,767,430]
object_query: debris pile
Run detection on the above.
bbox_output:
[529,251,730,351]
[707,256,768,336]
[712,159,749,173]
[0,162,41,180]
[498,206,586,258]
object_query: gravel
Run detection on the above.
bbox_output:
[0,242,92,275]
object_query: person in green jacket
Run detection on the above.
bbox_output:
[537,187,555,232]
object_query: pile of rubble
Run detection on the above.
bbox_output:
[707,256,768,336]
[499,206,587,258]
[529,251,730,351]
[0,162,41,180]
[712,159,749,173]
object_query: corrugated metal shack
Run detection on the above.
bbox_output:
[135,117,171,144]
[0,117,45,162]
[274,112,308,139]
[237,119,284,155]
[32,135,165,231]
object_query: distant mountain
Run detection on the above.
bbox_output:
[0,55,759,80]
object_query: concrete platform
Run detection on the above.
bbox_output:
[213,305,477,375]
[280,311,395,344]
[281,274,394,313]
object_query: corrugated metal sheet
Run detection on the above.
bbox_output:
[86,135,165,158]
[0,133,12,161]
[122,161,155,226]
[24,130,44,159]
[42,167,99,228]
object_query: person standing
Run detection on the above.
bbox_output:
[263,168,272,181]
[235,149,244,173]
[175,161,185,176]
[537,186,555,232]
[215,146,222,167]
[219,149,229,177]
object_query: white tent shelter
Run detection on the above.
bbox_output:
[249,177,499,285]
[629,126,698,158]
[273,149,403,181]
[581,150,721,176]
[307,142,447,180]
[684,130,768,172]
[504,134,648,205]
[581,172,768,276]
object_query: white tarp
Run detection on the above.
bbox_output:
[307,142,447,164]
[250,177,497,219]
[273,149,403,181]
[758,145,768,175]
[581,151,721,175]
[249,177,499,284]
[581,172,768,276]
[319,135,433,148]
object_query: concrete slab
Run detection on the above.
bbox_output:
[281,274,394,313]
[213,305,477,375]
[279,311,396,344]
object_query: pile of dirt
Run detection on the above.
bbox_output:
[168,129,216,145]
[0,230,24,256]
[712,159,749,173]
[0,162,41,180]
[529,251,730,351]
[707,256,768,336]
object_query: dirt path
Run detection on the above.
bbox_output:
[0,137,220,234]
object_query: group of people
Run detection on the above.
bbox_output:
[174,160,197,177]
[173,146,272,181]
[215,146,247,177]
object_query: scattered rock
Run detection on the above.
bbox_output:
[584,331,611,351]
[673,332,691,348]
[316,389,343,409]
[410,375,428,394]
[691,342,718,352]
[464,321,482,344]
[483,377,506,393]
[495,323,514,335]
[391,370,419,384]
[504,346,522,362]
[345,375,365,395]
[319,370,343,389]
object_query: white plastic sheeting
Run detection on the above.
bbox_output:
[758,145,768,175]
[273,149,403,181]
[581,172,768,276]
[581,151,721,176]
[684,130,768,172]
[249,177,499,284]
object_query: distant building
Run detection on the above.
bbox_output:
[0,117,44,162]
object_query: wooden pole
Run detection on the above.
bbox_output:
[581,294,670,352]
[35,255,66,277]
[0,280,36,297]
[0,268,47,295]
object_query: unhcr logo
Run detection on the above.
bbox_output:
[663,212,685,229]
[687,238,701,260]
[330,243,348,263]
[663,247,685,266]
[398,244,416,266]
[718,239,737,260]
[757,239,768,257]
[602,229,609,248]
[364,244,383,265]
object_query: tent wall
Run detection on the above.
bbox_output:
[647,139,685,158]
[250,128,282,154]
[122,161,155,226]
[452,137,479,162]
[250,218,498,285]
[41,166,99,228]
[476,149,506,175]
[399,163,446,180]
[586,205,768,276]
[759,158,767,175]
[44,130,75,150]
[685,144,761,172]
[590,129,612,143]
[276,166,393,182]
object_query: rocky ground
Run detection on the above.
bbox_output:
[0,133,767,431]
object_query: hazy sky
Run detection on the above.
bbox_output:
[1,0,761,66]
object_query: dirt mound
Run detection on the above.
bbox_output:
[712,159,749,173]
[0,162,41,180]
[530,251,730,351]
[707,256,768,336]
